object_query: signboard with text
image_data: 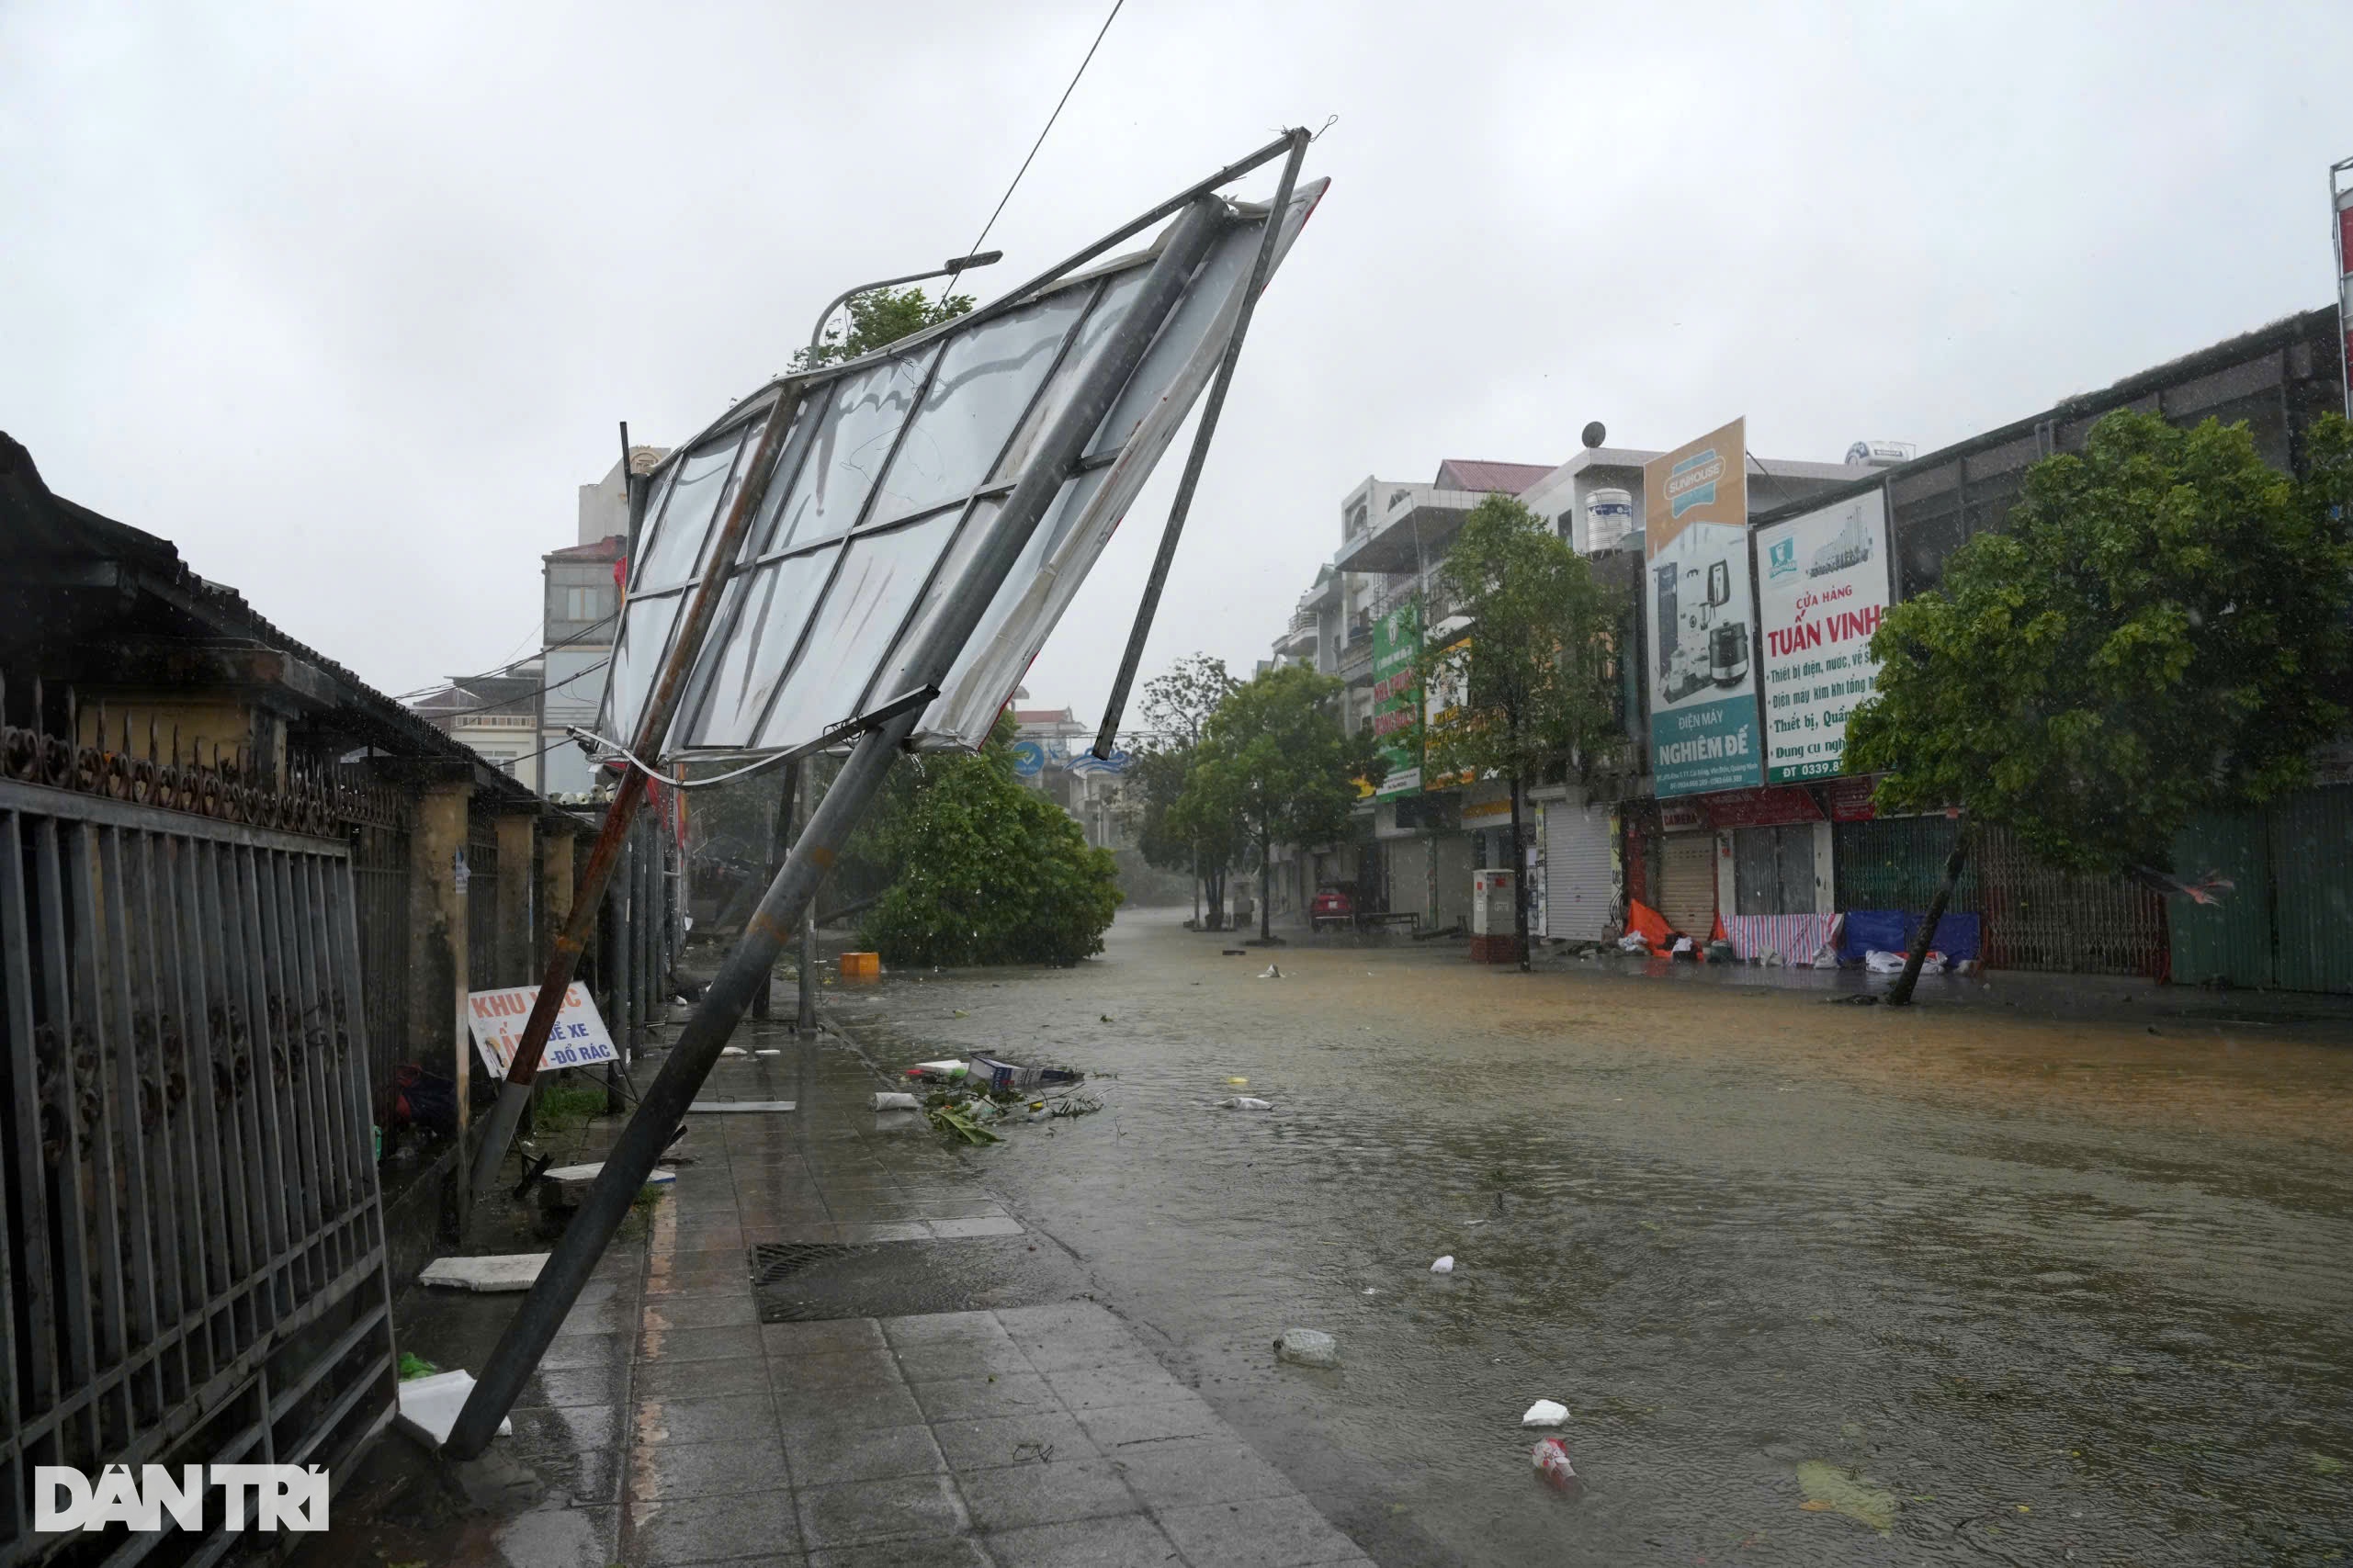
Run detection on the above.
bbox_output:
[1755,490,1890,783]
[468,982,617,1079]
[1371,598,1421,796]
[1642,418,1763,796]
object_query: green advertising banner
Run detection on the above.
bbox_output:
[1370,598,1421,797]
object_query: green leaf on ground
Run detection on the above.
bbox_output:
[2310,1451,2345,1476]
[396,1353,437,1381]
[1796,1461,1897,1530]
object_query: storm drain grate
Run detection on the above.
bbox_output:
[747,1235,1091,1324]
[748,1241,869,1289]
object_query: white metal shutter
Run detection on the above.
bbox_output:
[1658,830,1717,937]
[1386,837,1431,922]
[1545,803,1615,941]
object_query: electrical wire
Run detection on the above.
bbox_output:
[390,611,619,702]
[421,656,610,719]
[568,728,800,789]
[942,0,1126,298]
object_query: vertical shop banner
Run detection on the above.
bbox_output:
[1755,490,1890,782]
[1642,418,1763,796]
[1422,634,1474,791]
[1371,597,1421,797]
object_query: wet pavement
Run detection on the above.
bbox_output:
[820,908,2353,1566]
[303,1004,1375,1568]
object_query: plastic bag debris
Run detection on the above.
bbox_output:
[1258,964,1283,979]
[1221,1096,1273,1111]
[1522,1399,1568,1427]
[871,1092,922,1111]
[1226,1077,1250,1086]
[905,1059,968,1083]
[719,1045,747,1056]
[1865,949,1947,975]
[1431,1256,1455,1275]
[1616,932,1650,953]
[1273,1327,1339,1368]
[1532,1436,1576,1490]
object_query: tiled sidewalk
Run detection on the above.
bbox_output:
[487,1024,1374,1568]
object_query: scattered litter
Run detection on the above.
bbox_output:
[687,1100,798,1113]
[1431,1256,1455,1275]
[1864,949,1947,975]
[1363,1287,1377,1295]
[1615,932,1650,953]
[1223,949,1246,956]
[1221,1096,1273,1111]
[1226,1077,1249,1086]
[906,1059,969,1083]
[1532,1436,1577,1490]
[397,1352,439,1381]
[1273,1328,1339,1369]
[719,1045,748,1056]
[970,1054,1083,1093]
[871,1092,922,1111]
[929,1101,1002,1145]
[1795,1461,1896,1529]
[1258,964,1283,979]
[953,1009,970,1019]
[396,1370,511,1449]
[420,1253,548,1292]
[1705,940,1737,964]
[1522,1400,1568,1427]
[755,1048,781,1057]
[1100,1013,1114,1022]
[1824,994,1879,1007]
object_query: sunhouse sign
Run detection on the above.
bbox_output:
[1642,418,1763,797]
[1370,598,1420,797]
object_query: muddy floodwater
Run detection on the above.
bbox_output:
[831,908,2353,1565]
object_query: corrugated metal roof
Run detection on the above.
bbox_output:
[1431,459,1556,495]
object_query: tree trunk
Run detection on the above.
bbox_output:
[1887,818,1969,1008]
[1191,847,1202,929]
[1509,773,1530,972]
[1259,829,1273,943]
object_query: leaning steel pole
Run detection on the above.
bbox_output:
[466,398,799,1200]
[445,196,1231,1459]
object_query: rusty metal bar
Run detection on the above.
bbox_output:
[468,387,806,1197]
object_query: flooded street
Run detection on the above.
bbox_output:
[832,908,2353,1566]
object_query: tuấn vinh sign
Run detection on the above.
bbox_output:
[1754,489,1890,783]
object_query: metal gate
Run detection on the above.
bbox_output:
[1544,801,1615,941]
[1732,825,1816,916]
[2267,785,2353,994]
[1,774,395,1566]
[1974,824,2166,976]
[1657,830,1715,936]
[337,774,412,1128]
[1833,815,1978,912]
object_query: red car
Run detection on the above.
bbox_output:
[1310,884,1356,927]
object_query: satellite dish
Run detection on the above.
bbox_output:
[1580,422,1606,450]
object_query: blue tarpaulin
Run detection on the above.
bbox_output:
[1839,908,1981,963]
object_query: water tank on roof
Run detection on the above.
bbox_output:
[1583,488,1635,554]
[1844,440,1916,468]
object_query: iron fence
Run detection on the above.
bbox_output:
[0,764,393,1565]
[335,773,412,1131]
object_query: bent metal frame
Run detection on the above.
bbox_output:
[446,130,1317,1457]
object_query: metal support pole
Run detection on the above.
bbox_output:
[468,390,803,1198]
[1092,130,1308,758]
[750,759,798,1021]
[446,196,1230,1459]
[797,761,819,1032]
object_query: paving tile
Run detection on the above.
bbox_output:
[1016,1335,1163,1375]
[952,1456,1138,1532]
[910,1373,1059,1423]
[1107,1438,1294,1509]
[1154,1495,1363,1567]
[777,1379,927,1432]
[642,1294,763,1331]
[877,1312,1014,1349]
[1038,1364,1184,1411]
[1072,1396,1222,1450]
[783,1422,947,1488]
[638,1355,772,1402]
[558,1297,638,1336]
[764,1319,887,1357]
[770,1348,905,1393]
[928,1412,1097,1472]
[491,1503,622,1568]
[627,1434,792,1502]
[514,1359,625,1411]
[641,1323,769,1364]
[541,1330,631,1371]
[625,1488,803,1565]
[796,1474,968,1551]
[511,1400,626,1457]
[837,1222,930,1244]
[922,1216,1024,1239]
[993,1303,1120,1339]
[891,1339,1035,1385]
[633,1393,779,1450]
[527,1443,622,1507]
[807,1540,988,1568]
[978,1515,1184,1568]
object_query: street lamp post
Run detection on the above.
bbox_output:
[805,250,1003,361]
[789,248,1003,1029]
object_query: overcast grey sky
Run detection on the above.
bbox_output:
[6,1,2349,722]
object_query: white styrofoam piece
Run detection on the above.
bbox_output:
[544,1163,675,1189]
[419,1253,549,1292]
[1522,1399,1568,1427]
[688,1101,797,1113]
[396,1371,511,1448]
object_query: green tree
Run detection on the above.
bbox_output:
[1180,664,1384,943]
[792,284,973,372]
[854,723,1122,967]
[1413,495,1626,969]
[1126,655,1242,928]
[1847,409,2353,1003]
